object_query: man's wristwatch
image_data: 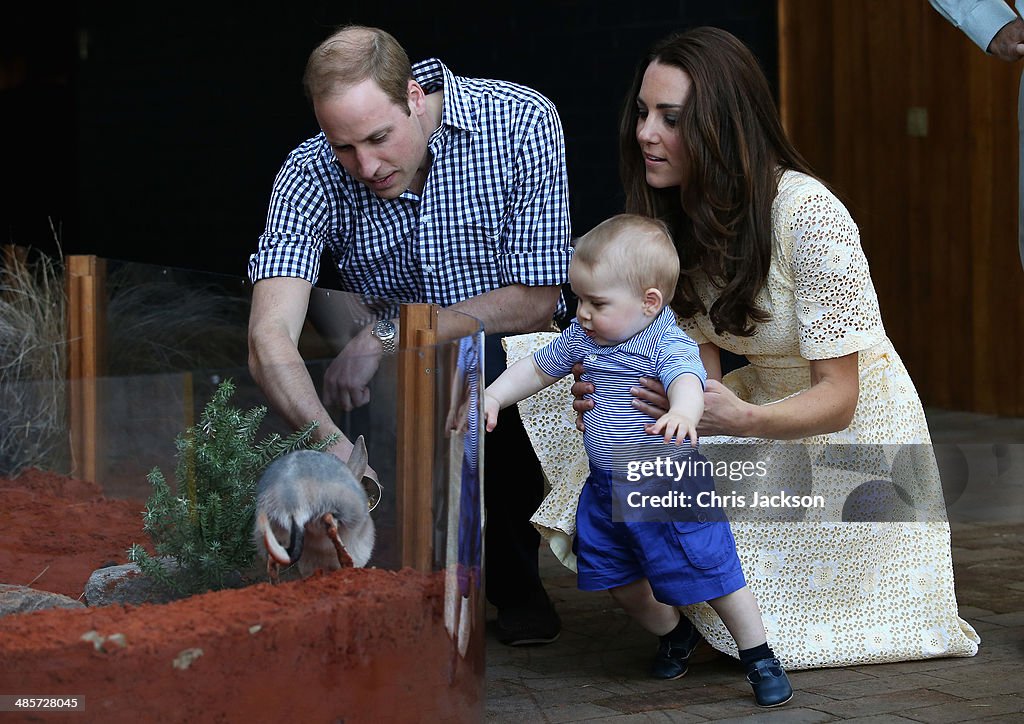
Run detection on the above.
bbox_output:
[370,319,397,355]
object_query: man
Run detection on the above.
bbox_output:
[928,0,1024,269]
[247,25,571,645]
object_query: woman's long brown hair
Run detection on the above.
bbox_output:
[619,27,819,337]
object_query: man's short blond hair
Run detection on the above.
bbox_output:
[303,25,412,109]
[573,214,679,304]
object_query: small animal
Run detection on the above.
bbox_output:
[254,436,375,579]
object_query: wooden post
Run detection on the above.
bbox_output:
[396,303,439,571]
[66,255,107,482]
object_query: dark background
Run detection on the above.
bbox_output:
[2,1,776,278]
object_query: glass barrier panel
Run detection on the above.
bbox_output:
[2,256,486,720]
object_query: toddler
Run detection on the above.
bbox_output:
[484,214,792,708]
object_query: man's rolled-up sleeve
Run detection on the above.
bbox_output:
[248,159,330,284]
[499,100,573,288]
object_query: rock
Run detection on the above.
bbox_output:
[84,559,254,607]
[83,560,188,606]
[0,584,85,618]
[81,630,128,652]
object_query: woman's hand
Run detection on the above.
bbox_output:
[569,362,594,431]
[628,375,755,438]
[698,378,756,437]
[625,373,756,437]
[628,377,670,420]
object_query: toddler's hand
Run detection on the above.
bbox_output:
[646,411,698,447]
[483,393,501,432]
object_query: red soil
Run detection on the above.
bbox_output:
[0,469,149,598]
[0,470,483,723]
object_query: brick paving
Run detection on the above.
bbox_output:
[485,410,1024,722]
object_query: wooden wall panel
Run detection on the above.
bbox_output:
[779,0,1024,416]
[778,0,835,180]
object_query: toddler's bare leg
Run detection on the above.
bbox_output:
[609,578,679,635]
[706,586,767,650]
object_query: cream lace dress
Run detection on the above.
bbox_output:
[503,170,980,669]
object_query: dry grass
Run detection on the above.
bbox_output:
[106,265,250,375]
[0,247,69,476]
[0,246,252,478]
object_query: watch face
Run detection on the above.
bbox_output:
[373,319,397,355]
[375,320,396,339]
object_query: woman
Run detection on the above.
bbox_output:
[508,26,979,669]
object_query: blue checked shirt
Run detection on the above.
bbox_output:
[534,308,706,470]
[248,59,572,313]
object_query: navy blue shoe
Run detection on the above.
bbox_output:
[650,626,702,680]
[746,657,793,707]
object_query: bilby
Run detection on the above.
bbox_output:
[254,436,375,578]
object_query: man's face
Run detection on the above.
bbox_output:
[315,78,431,198]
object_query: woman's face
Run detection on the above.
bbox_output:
[635,61,692,189]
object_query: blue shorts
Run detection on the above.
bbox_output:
[574,467,747,606]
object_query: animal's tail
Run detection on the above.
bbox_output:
[286,519,305,563]
[257,511,305,566]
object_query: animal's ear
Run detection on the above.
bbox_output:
[346,435,369,481]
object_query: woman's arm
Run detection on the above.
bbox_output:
[573,340,860,440]
[623,350,859,440]
[701,353,859,439]
[699,342,722,382]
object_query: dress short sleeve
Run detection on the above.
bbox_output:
[678,315,708,345]
[785,183,886,360]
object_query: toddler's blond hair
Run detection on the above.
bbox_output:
[573,214,679,304]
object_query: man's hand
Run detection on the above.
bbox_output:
[323,436,381,507]
[445,397,470,434]
[323,326,384,411]
[988,17,1024,62]
[446,377,471,435]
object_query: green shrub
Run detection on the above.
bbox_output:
[128,379,337,595]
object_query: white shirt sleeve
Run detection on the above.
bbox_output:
[927,0,1018,53]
